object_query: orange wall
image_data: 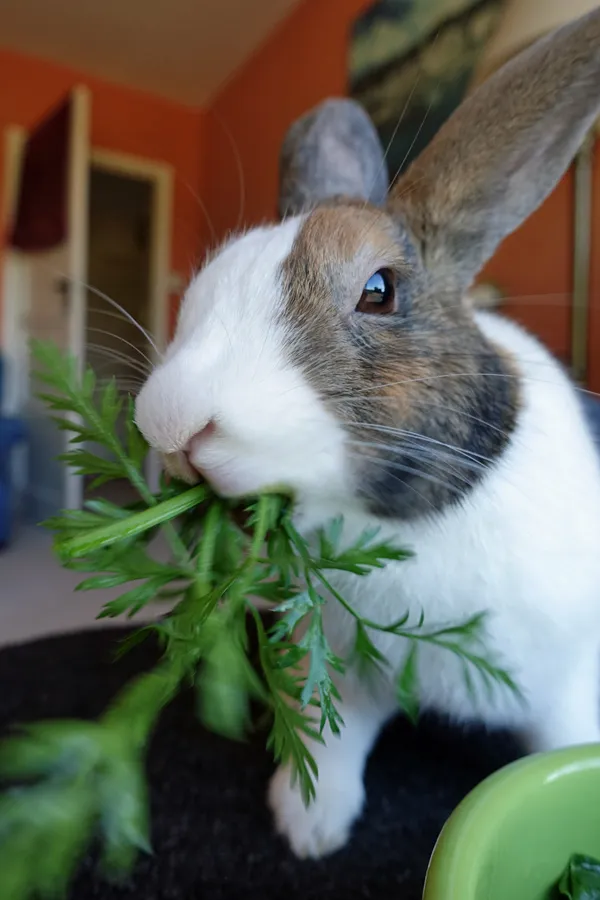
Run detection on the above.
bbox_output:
[0,3,586,377]
[203,0,576,366]
[587,143,600,394]
[480,174,574,364]
[203,0,373,238]
[0,47,207,332]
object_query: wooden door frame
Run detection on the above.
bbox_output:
[89,145,173,362]
[86,146,173,491]
[1,88,173,500]
[1,124,27,417]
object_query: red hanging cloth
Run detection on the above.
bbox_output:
[8,95,72,253]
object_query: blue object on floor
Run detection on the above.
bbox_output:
[581,392,600,447]
[0,356,27,548]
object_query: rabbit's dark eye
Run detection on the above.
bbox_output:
[356,268,396,315]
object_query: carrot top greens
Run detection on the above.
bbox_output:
[0,341,518,899]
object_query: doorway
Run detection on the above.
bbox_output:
[2,103,173,521]
[84,165,153,508]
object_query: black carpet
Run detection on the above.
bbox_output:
[0,625,521,899]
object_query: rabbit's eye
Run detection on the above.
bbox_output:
[356,269,396,315]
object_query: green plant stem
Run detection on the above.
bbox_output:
[169,502,248,631]
[316,566,449,640]
[250,498,277,555]
[316,568,519,693]
[285,519,449,636]
[63,379,191,565]
[80,399,148,502]
[172,496,276,627]
[284,522,519,694]
[248,604,321,738]
[238,496,277,589]
[194,502,222,594]
[57,485,207,562]
[314,567,400,631]
[102,657,186,751]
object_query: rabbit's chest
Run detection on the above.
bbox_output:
[319,491,600,668]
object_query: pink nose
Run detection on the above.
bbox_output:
[183,420,216,471]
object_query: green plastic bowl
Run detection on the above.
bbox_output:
[423,744,600,900]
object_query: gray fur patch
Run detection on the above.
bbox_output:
[278,205,520,521]
[278,99,388,218]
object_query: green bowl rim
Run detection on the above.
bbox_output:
[422,743,600,899]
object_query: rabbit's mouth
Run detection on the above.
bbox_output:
[163,448,268,499]
[188,459,264,499]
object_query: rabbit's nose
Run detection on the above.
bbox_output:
[181,419,217,475]
[183,421,217,472]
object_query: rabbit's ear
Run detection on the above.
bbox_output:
[278,98,388,217]
[392,7,600,291]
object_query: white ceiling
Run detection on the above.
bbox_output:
[0,0,303,107]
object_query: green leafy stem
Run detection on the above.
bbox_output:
[0,340,522,899]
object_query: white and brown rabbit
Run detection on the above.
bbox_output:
[136,8,600,860]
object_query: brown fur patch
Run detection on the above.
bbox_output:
[279,203,521,520]
[289,203,408,277]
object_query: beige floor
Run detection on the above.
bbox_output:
[1,523,271,650]
[0,525,167,649]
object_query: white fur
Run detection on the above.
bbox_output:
[270,311,600,858]
[136,220,350,501]
[135,227,600,860]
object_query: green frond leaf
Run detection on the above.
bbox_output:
[396,644,420,725]
[1,339,520,896]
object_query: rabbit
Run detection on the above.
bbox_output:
[135,7,600,861]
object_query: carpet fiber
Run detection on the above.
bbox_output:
[0,625,521,899]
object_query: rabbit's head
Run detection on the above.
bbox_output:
[136,8,600,521]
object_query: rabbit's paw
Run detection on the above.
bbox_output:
[268,762,364,859]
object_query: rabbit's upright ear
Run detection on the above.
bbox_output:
[278,98,388,217]
[392,7,600,291]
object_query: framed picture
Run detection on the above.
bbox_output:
[349,0,507,181]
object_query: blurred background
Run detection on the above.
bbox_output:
[0,0,598,644]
